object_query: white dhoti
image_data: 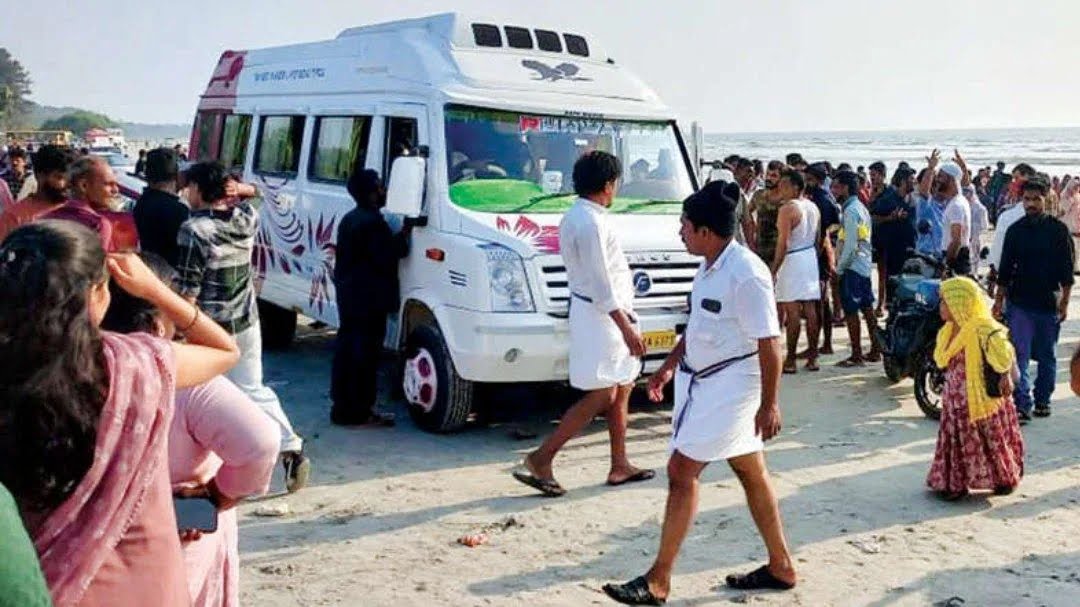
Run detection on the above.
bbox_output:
[775,246,821,303]
[670,355,763,462]
[568,297,641,391]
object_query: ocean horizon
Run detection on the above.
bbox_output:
[703,126,1080,178]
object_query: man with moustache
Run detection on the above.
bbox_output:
[747,160,786,265]
[0,145,76,240]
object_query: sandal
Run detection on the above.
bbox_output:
[782,358,797,374]
[805,359,820,372]
[511,469,566,497]
[836,357,866,368]
[607,469,656,487]
[865,351,883,363]
[602,576,666,605]
[725,565,796,591]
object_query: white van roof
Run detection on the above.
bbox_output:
[198,13,673,120]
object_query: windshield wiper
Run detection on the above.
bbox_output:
[621,199,679,211]
[511,192,575,213]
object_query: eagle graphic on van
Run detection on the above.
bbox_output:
[521,60,591,82]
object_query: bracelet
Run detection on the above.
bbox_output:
[181,305,200,333]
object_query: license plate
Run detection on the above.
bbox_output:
[642,330,677,352]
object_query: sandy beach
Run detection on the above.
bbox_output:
[238,291,1080,607]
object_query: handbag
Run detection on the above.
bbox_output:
[981,330,1003,398]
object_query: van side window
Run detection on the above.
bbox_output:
[254,115,305,177]
[194,112,221,161]
[310,116,372,183]
[218,114,252,171]
[384,117,418,179]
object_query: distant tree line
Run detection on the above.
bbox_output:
[1,48,117,135]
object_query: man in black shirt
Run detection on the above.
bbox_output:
[993,177,1074,422]
[870,167,917,302]
[133,148,189,266]
[330,169,410,426]
[806,163,841,354]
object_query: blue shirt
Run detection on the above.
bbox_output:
[914,194,946,256]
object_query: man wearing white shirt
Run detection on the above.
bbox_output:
[603,182,795,605]
[513,151,653,497]
[920,151,972,275]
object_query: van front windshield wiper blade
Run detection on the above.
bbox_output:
[621,199,679,211]
[511,192,575,213]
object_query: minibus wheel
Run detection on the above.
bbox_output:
[258,299,297,349]
[403,324,473,432]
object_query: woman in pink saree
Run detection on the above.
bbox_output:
[0,220,240,607]
[101,255,279,607]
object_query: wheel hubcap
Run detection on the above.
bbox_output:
[404,348,438,412]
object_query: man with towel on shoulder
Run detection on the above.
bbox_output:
[603,181,796,605]
[512,150,654,497]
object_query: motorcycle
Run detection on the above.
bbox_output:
[878,250,946,419]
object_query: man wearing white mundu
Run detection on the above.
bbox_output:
[512,151,654,497]
[604,181,797,605]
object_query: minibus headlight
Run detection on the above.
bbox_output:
[481,244,535,313]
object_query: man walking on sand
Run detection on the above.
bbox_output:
[512,151,654,497]
[603,183,795,606]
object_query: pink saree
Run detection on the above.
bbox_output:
[31,332,190,607]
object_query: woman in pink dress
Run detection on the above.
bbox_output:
[0,220,240,607]
[927,277,1024,501]
[102,255,279,607]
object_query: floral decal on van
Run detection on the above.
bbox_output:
[252,181,338,314]
[496,215,560,254]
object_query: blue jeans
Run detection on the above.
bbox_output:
[1006,304,1061,413]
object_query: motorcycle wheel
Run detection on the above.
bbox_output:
[883,356,905,384]
[913,349,944,420]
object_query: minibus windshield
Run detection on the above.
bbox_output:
[444,105,693,215]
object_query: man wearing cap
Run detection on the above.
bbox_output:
[919,150,971,275]
[133,147,190,267]
[513,151,653,497]
[602,181,795,606]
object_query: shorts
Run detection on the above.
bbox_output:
[840,270,875,315]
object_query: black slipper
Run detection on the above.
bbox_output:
[511,469,566,497]
[607,469,656,487]
[602,576,666,605]
[725,565,796,591]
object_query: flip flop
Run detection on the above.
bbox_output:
[782,361,797,374]
[511,469,566,497]
[602,576,666,605]
[607,469,656,487]
[805,359,820,372]
[865,352,883,363]
[725,565,796,591]
[836,358,866,368]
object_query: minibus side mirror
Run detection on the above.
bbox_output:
[385,156,426,219]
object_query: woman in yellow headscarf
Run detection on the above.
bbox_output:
[927,277,1025,501]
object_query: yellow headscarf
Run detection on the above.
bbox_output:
[933,277,1016,423]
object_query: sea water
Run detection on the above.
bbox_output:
[704,127,1080,178]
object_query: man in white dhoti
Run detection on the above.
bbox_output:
[512,151,653,497]
[771,169,822,373]
[603,181,796,605]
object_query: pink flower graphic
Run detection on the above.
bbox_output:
[496,215,560,254]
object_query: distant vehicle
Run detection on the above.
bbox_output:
[84,127,126,150]
[90,150,136,174]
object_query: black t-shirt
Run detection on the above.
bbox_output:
[133,188,190,267]
[334,206,409,318]
[870,186,916,255]
[997,213,1075,311]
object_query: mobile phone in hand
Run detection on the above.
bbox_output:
[174,496,218,533]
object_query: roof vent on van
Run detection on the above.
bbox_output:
[468,22,591,58]
[472,23,502,47]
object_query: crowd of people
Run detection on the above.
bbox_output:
[0,138,1077,606]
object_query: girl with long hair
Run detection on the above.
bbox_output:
[0,220,239,606]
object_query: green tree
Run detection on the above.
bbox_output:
[41,110,116,135]
[0,48,33,129]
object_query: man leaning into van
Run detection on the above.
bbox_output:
[330,168,410,426]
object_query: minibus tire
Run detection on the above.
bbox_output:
[404,325,473,432]
[258,299,297,350]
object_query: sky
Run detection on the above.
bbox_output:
[3,0,1079,133]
